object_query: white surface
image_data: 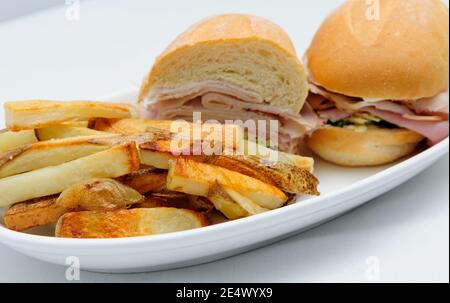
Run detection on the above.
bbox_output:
[0,0,448,282]
[0,0,64,22]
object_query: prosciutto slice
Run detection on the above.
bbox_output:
[308,84,449,145]
[141,81,322,153]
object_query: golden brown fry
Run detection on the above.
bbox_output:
[118,168,167,194]
[135,193,214,213]
[204,155,320,195]
[4,196,65,232]
[167,158,288,210]
[206,182,248,219]
[0,143,140,208]
[0,129,38,153]
[36,124,112,141]
[56,208,207,238]
[57,179,144,211]
[4,100,135,131]
[0,135,120,178]
[244,140,314,173]
[92,118,174,135]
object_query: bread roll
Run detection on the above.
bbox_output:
[139,14,308,113]
[306,0,449,101]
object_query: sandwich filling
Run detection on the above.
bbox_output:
[140,80,322,153]
[308,84,449,145]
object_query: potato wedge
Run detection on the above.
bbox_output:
[93,118,174,134]
[0,143,140,207]
[244,140,314,173]
[4,196,64,232]
[4,100,135,131]
[4,178,144,231]
[0,135,122,178]
[222,186,269,215]
[118,168,167,194]
[167,158,288,209]
[36,124,111,141]
[204,155,319,195]
[206,182,248,220]
[56,208,207,238]
[135,193,214,213]
[0,129,38,153]
[57,178,144,211]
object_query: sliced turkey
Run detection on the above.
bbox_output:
[141,81,322,153]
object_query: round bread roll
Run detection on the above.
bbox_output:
[306,126,425,167]
[139,14,308,113]
[305,0,449,101]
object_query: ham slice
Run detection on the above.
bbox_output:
[317,108,351,122]
[142,81,322,153]
[308,83,449,145]
[364,108,449,145]
[404,92,449,118]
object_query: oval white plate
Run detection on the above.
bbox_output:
[0,89,448,273]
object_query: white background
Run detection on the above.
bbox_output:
[0,0,448,282]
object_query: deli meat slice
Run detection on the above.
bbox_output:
[142,81,322,153]
[364,108,449,145]
[308,83,449,145]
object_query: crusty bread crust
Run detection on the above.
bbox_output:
[306,126,424,167]
[139,14,308,113]
[306,0,449,101]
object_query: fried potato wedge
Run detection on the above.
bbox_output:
[36,124,112,141]
[0,143,140,207]
[4,196,64,231]
[118,168,167,194]
[204,155,319,195]
[57,178,144,211]
[56,208,207,238]
[0,135,122,178]
[4,178,144,231]
[244,140,314,173]
[167,158,288,210]
[93,118,174,134]
[135,193,214,213]
[0,129,38,153]
[206,182,248,220]
[4,100,135,131]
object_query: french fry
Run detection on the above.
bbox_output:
[207,182,248,219]
[118,168,167,194]
[56,208,207,238]
[135,193,214,213]
[244,140,314,173]
[93,118,174,134]
[166,158,288,210]
[0,135,121,178]
[4,178,145,231]
[0,143,140,208]
[4,100,135,131]
[0,129,38,153]
[56,178,144,211]
[4,196,65,231]
[204,155,320,195]
[36,124,112,141]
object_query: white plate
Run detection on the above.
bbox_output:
[0,89,448,273]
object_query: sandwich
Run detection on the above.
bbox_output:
[305,0,449,166]
[138,14,321,153]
